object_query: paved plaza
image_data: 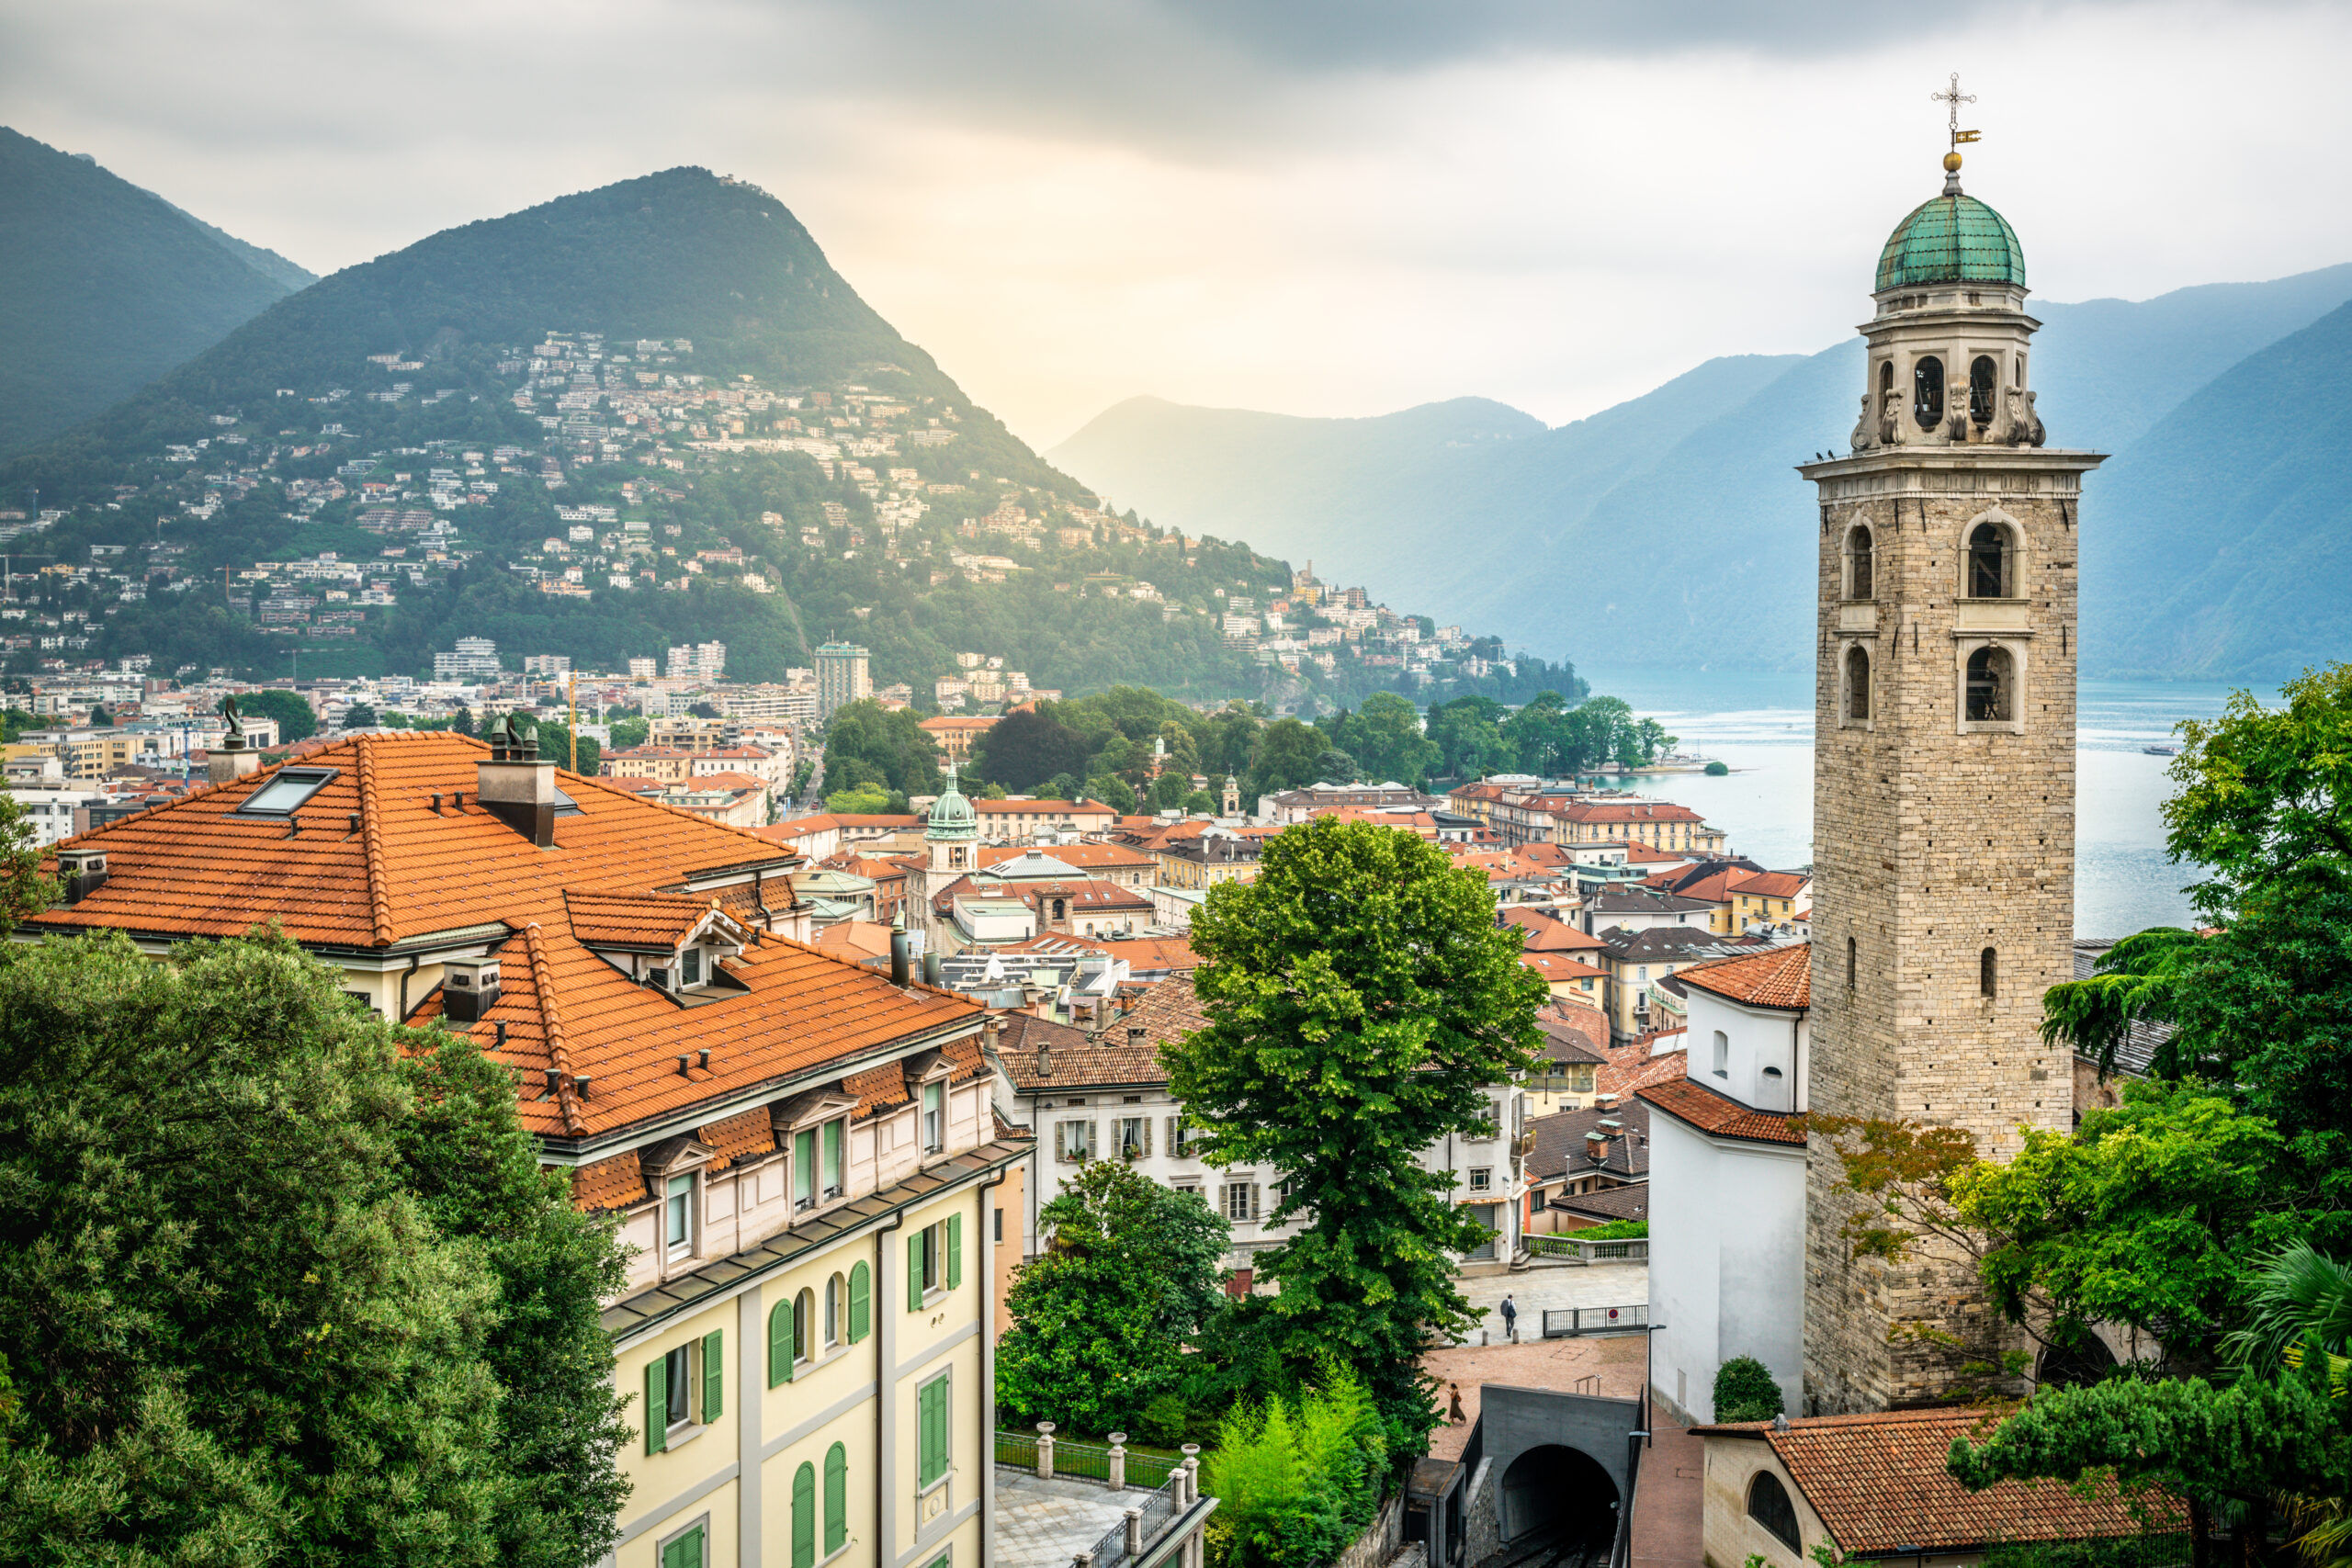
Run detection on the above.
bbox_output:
[993,1469,1149,1568]
[1453,1260,1648,1347]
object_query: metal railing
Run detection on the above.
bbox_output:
[995,1430,1038,1470]
[1541,1303,1648,1337]
[1053,1437,1114,1483]
[991,1431,1185,1491]
[1084,1473,1183,1568]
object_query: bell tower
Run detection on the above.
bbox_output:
[1796,107,2105,1413]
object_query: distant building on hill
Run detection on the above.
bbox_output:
[815,640,870,721]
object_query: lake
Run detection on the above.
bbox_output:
[1571,666,2252,939]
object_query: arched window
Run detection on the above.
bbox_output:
[1844,646,1871,725]
[793,1288,814,1363]
[1970,355,1998,427]
[824,1442,850,1553]
[767,1297,794,1387]
[1967,522,2009,598]
[1981,946,1998,998]
[825,1272,843,1348]
[1846,935,1857,991]
[1748,1471,1803,1552]
[1711,1030,1729,1078]
[1878,359,1895,400]
[847,1260,872,1343]
[1052,897,1066,921]
[1847,525,1873,600]
[792,1460,818,1568]
[1913,355,1945,428]
[1966,646,2014,723]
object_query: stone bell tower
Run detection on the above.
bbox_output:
[1795,121,2105,1412]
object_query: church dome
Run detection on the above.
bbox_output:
[927,762,977,839]
[1875,191,2025,291]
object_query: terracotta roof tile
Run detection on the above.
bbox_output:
[565,888,721,950]
[1638,1075,1804,1145]
[571,1150,647,1213]
[1001,970,1207,1089]
[1700,1407,2181,1553]
[695,1105,777,1171]
[1679,942,1811,1010]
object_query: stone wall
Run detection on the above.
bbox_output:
[1804,457,2098,1412]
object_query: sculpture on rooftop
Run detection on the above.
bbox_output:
[220,694,244,747]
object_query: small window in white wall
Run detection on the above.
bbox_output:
[665,1175,694,1259]
[1712,1031,1729,1079]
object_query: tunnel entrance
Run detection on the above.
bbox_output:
[1498,1442,1620,1551]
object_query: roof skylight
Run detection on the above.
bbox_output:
[238,768,336,816]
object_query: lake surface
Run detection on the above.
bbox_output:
[1573,666,2253,939]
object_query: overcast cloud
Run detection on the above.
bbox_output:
[5,0,2346,446]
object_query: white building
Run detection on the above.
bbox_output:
[433,636,501,681]
[995,972,1529,1279]
[1640,943,1810,1424]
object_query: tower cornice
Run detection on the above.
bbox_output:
[1797,446,2106,494]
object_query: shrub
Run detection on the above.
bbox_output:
[1574,1219,1648,1241]
[1704,760,1730,776]
[1202,1362,1387,1568]
[1713,1356,1785,1423]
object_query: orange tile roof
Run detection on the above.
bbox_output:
[1093,935,1200,973]
[571,1150,647,1213]
[28,732,802,950]
[1729,869,1807,900]
[564,888,719,951]
[1638,1075,1804,1145]
[696,1104,776,1170]
[1504,908,1607,952]
[1522,952,1609,984]
[1700,1407,2180,1553]
[974,798,1112,816]
[1554,800,1705,825]
[976,842,1153,872]
[1679,942,1811,1010]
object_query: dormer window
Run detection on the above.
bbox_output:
[680,947,704,987]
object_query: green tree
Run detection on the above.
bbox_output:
[1340,693,1438,786]
[608,716,650,750]
[0,793,55,928]
[1203,704,1263,779]
[242,686,318,744]
[1313,748,1358,785]
[826,782,896,816]
[344,701,379,729]
[1086,773,1138,815]
[0,930,612,1565]
[1712,1357,1785,1423]
[821,701,940,796]
[996,1160,1230,1436]
[971,705,1091,792]
[1162,818,1546,1439]
[393,1035,632,1568]
[1246,718,1325,799]
[1424,695,1511,779]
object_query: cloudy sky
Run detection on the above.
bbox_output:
[7,0,2348,446]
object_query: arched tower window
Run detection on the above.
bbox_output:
[1847,525,1873,600]
[1970,355,1999,428]
[1966,646,2015,723]
[1846,935,1857,990]
[1967,523,2009,598]
[1981,946,1998,998]
[1844,646,1871,725]
[1748,1471,1803,1552]
[1913,355,1945,429]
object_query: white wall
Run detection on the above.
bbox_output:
[1648,1112,1806,1424]
[1685,988,1808,1114]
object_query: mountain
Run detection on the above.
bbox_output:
[1053,264,2352,678]
[0,128,314,459]
[2083,298,2352,681]
[0,167,1580,713]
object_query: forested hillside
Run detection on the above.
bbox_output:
[0,128,313,457]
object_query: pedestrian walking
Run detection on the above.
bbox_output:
[1447,1382,1465,1424]
[1499,1293,1518,1341]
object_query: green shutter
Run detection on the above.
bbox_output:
[945,1212,963,1290]
[848,1260,871,1342]
[701,1329,723,1422]
[908,1232,925,1311]
[662,1524,705,1568]
[918,1375,949,1487]
[824,1441,849,1552]
[769,1299,794,1386]
[792,1460,817,1568]
[644,1356,668,1454]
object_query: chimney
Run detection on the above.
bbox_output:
[922,950,942,986]
[476,723,558,846]
[1595,1092,1619,1112]
[1126,1025,1148,1046]
[207,741,261,787]
[57,846,107,904]
[890,913,910,987]
[442,956,501,1022]
[1586,1131,1610,1165]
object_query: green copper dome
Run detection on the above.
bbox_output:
[1875,192,2025,291]
[927,759,977,840]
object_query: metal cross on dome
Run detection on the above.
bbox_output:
[1933,73,1982,149]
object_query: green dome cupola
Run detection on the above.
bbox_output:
[1875,179,2025,292]
[927,758,977,842]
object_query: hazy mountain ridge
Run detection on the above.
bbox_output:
[0,127,315,458]
[1055,265,2352,681]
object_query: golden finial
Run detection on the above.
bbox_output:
[1944,152,1964,173]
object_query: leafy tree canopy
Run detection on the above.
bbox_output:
[996,1160,1230,1437]
[1163,818,1545,1442]
[240,686,317,744]
[1246,717,1325,800]
[820,700,939,797]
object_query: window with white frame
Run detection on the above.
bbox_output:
[1114,1115,1151,1160]
[1224,1179,1259,1222]
[664,1174,695,1259]
[1468,1167,1492,1191]
[922,1080,945,1152]
[1055,1119,1094,1163]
